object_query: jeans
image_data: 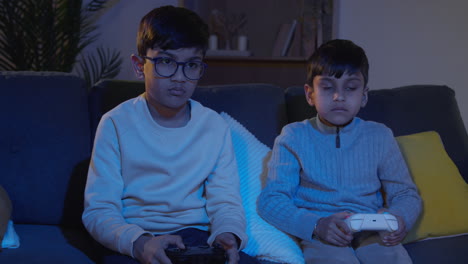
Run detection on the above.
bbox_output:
[302,231,412,264]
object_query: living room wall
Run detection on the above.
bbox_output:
[82,0,178,80]
[335,0,468,132]
[90,0,468,131]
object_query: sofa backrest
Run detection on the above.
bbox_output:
[90,80,288,148]
[192,83,288,148]
[88,80,145,142]
[5,72,465,228]
[0,72,91,227]
[285,85,468,182]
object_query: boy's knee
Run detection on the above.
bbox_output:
[302,240,359,264]
[305,254,360,264]
[356,243,412,264]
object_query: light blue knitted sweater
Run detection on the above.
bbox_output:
[257,117,422,242]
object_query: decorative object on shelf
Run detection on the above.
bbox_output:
[237,35,248,51]
[206,50,251,57]
[187,0,334,58]
[271,0,333,58]
[207,9,251,56]
[301,0,333,58]
[272,20,299,57]
[209,34,219,50]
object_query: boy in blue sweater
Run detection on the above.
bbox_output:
[258,39,422,263]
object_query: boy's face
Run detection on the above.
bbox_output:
[131,47,203,114]
[304,72,368,126]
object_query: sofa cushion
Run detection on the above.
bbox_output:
[404,234,468,263]
[285,85,468,182]
[193,84,287,148]
[0,224,95,264]
[88,80,145,141]
[1,221,19,249]
[395,131,468,243]
[0,72,91,227]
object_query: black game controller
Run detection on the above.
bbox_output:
[165,245,226,264]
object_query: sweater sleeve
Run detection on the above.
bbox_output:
[378,128,423,230]
[205,126,248,250]
[82,115,150,258]
[257,126,320,242]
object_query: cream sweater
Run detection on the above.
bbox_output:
[82,94,247,257]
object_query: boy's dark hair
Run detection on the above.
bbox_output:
[137,5,209,56]
[306,39,369,86]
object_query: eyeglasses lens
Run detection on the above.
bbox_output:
[154,58,204,80]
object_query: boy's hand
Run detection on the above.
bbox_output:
[133,234,185,264]
[314,212,354,247]
[377,209,407,246]
[214,232,240,264]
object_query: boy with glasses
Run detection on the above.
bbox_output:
[82,5,258,264]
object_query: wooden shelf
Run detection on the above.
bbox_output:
[205,55,308,62]
[200,56,308,88]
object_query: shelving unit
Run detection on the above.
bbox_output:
[200,56,308,88]
[187,0,334,88]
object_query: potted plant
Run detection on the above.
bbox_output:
[0,0,122,90]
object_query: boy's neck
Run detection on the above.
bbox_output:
[318,116,353,128]
[145,96,191,128]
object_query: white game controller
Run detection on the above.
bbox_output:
[345,213,399,232]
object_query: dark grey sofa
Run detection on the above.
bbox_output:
[1,71,467,263]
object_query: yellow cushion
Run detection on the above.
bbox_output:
[395,131,468,244]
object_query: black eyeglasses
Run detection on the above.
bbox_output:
[143,56,207,80]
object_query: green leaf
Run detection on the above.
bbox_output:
[75,46,122,90]
[0,0,122,77]
[85,0,107,12]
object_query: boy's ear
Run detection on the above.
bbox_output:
[131,54,145,79]
[304,84,315,106]
[361,86,369,107]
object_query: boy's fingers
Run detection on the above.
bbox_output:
[163,235,185,249]
[225,248,240,264]
[382,230,406,245]
[336,219,352,234]
[331,236,351,247]
[377,208,389,214]
[175,237,185,249]
[219,238,236,248]
[331,225,353,245]
[394,229,405,238]
[156,253,173,264]
[335,211,353,219]
[383,239,400,246]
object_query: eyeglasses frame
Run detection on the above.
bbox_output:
[142,56,207,80]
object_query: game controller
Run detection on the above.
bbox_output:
[165,245,226,264]
[345,213,399,232]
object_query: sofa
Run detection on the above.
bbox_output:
[1,71,467,263]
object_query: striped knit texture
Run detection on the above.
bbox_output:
[258,117,422,242]
[221,112,304,264]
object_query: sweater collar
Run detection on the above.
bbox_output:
[310,116,361,149]
[313,115,357,135]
